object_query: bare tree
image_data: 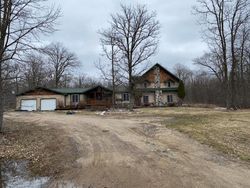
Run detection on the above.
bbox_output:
[0,0,60,132]
[173,63,193,84]
[72,75,101,88]
[43,42,80,88]
[108,4,160,110]
[97,28,123,108]
[22,53,48,89]
[194,0,250,109]
[194,52,224,83]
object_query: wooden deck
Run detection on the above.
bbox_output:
[86,99,112,107]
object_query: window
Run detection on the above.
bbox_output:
[167,95,173,103]
[123,93,130,101]
[167,81,171,88]
[143,96,149,104]
[72,94,80,103]
[144,82,147,88]
[96,93,102,100]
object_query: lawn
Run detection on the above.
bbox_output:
[138,107,250,161]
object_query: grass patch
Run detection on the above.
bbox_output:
[139,107,250,162]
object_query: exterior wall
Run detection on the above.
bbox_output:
[137,82,179,89]
[115,93,123,101]
[133,64,180,106]
[162,92,179,104]
[135,65,179,92]
[16,94,64,111]
[140,92,178,106]
[160,82,179,88]
[66,95,71,106]
[142,68,177,83]
[115,93,130,106]
[140,93,155,105]
[65,94,86,106]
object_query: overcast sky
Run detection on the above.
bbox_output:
[45,0,208,77]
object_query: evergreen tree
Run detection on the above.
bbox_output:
[177,81,185,105]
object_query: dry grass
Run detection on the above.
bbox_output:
[137,107,250,162]
[0,120,80,177]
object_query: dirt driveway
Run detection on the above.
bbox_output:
[5,112,250,188]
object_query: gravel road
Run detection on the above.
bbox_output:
[6,112,250,188]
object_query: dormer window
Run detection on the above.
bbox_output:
[144,82,147,88]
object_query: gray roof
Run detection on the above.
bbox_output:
[50,88,92,94]
[17,85,112,96]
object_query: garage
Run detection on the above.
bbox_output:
[21,100,37,111]
[41,99,56,111]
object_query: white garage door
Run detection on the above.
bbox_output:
[21,100,37,111]
[41,99,56,111]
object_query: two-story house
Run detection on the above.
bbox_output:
[116,63,181,107]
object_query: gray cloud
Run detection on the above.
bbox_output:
[45,0,207,76]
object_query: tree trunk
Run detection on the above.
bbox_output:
[230,31,237,109]
[0,161,3,188]
[128,64,134,111]
[223,72,231,109]
[0,71,4,133]
[55,73,59,88]
[230,70,236,109]
[129,87,134,111]
[111,43,116,109]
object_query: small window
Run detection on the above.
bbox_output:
[144,82,147,88]
[167,95,173,103]
[96,93,102,100]
[143,96,149,104]
[123,93,130,101]
[167,81,171,88]
[72,94,80,103]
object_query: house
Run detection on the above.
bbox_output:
[116,63,181,107]
[16,64,181,111]
[16,85,112,111]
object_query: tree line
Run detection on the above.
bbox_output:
[1,0,250,132]
[192,0,250,109]
[174,63,250,108]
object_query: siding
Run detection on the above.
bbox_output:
[65,94,86,106]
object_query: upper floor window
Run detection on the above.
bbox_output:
[144,82,147,88]
[123,93,130,101]
[167,81,171,88]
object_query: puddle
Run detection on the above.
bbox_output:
[0,160,49,188]
[0,160,96,188]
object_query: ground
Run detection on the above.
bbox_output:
[1,108,250,188]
